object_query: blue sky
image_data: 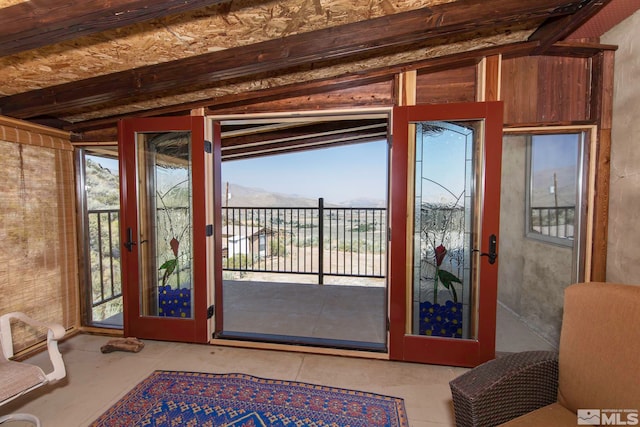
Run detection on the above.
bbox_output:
[222,140,388,204]
[90,140,388,205]
[89,132,579,207]
[417,125,469,205]
[89,154,118,172]
[532,134,579,170]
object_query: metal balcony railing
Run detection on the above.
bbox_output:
[530,206,575,239]
[222,198,387,284]
[87,199,387,315]
[87,208,122,310]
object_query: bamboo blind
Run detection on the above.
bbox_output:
[0,118,78,353]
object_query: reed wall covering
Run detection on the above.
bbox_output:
[0,117,77,352]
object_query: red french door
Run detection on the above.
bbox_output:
[389,102,503,367]
[119,116,209,343]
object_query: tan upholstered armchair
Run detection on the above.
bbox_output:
[449,282,640,426]
[0,312,66,426]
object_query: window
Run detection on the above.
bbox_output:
[526,133,584,246]
[258,233,266,255]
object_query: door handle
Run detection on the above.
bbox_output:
[474,234,497,264]
[124,227,137,252]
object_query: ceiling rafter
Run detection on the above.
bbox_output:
[0,0,234,57]
[528,0,614,53]
[222,120,386,149]
[67,35,619,143]
[68,40,540,141]
[221,129,387,161]
[68,39,547,141]
[0,0,590,120]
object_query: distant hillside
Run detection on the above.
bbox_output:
[223,183,318,207]
[223,183,385,208]
[86,158,119,210]
[338,197,386,208]
[531,166,576,207]
[83,162,386,210]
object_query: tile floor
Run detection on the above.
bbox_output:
[3,287,555,427]
[2,334,468,427]
[495,302,556,353]
[0,295,554,427]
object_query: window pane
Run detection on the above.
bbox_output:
[84,150,122,327]
[528,134,580,243]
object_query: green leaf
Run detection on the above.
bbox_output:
[159,258,177,273]
[159,258,178,287]
[437,269,461,303]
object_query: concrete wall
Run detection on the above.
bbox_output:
[497,135,574,345]
[602,10,640,284]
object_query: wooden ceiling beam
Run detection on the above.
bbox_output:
[66,40,539,138]
[544,41,618,57]
[70,128,119,143]
[0,0,586,119]
[528,0,613,54]
[0,0,234,57]
[222,129,386,161]
[65,75,394,134]
[222,120,386,149]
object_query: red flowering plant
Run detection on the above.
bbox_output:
[155,178,191,289]
[155,178,194,318]
[433,244,462,304]
[159,237,180,287]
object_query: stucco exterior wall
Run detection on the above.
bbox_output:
[602,10,640,284]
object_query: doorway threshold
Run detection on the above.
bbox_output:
[216,331,387,353]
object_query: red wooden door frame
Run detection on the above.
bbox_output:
[211,121,225,336]
[119,116,208,343]
[389,101,503,367]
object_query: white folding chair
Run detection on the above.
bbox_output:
[0,312,66,426]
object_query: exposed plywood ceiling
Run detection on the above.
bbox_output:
[0,0,626,141]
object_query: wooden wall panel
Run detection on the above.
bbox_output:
[209,80,394,115]
[208,54,592,125]
[501,56,540,123]
[415,66,476,105]
[536,56,590,122]
[589,50,615,281]
[502,55,590,124]
[482,55,502,102]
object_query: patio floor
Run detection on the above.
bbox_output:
[221,279,387,350]
[95,278,556,354]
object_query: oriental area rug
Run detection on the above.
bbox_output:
[91,371,409,427]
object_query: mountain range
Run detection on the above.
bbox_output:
[223,183,386,208]
[85,159,386,209]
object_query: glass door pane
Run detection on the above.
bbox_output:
[135,132,194,319]
[412,121,481,340]
[78,147,123,328]
[389,101,502,366]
